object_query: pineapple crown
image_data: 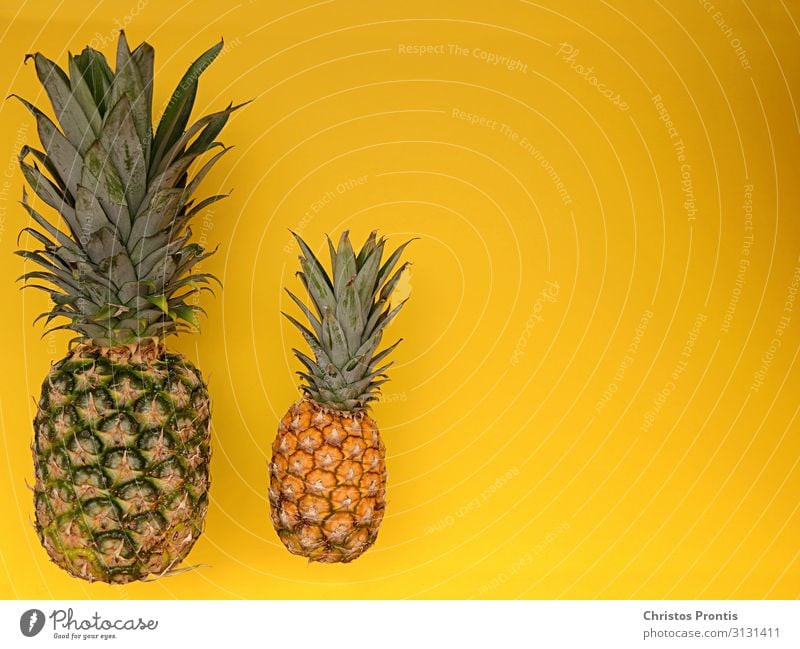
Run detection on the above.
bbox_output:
[285,231,412,412]
[15,32,243,346]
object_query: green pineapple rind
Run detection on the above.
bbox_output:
[285,231,412,411]
[34,343,210,583]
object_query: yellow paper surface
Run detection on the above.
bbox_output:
[0,0,798,599]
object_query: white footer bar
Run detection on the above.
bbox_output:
[1,600,797,648]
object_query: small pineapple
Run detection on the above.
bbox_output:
[16,33,239,583]
[270,231,411,563]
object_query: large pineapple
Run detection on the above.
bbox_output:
[270,231,411,563]
[16,33,239,583]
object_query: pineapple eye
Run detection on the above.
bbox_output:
[137,429,176,452]
[82,498,121,530]
[74,389,113,425]
[94,530,135,561]
[128,511,167,535]
[114,479,158,503]
[69,430,102,455]
[134,396,171,429]
[72,467,109,489]
[99,413,137,439]
[109,372,145,406]
[173,364,201,388]
[102,448,145,473]
[165,380,190,408]
[149,457,186,481]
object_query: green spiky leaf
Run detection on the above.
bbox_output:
[287,232,412,411]
[15,34,238,345]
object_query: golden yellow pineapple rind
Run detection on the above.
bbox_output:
[270,400,386,563]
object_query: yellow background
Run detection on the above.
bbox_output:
[0,0,798,599]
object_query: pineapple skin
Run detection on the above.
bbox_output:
[269,400,387,563]
[33,340,210,583]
